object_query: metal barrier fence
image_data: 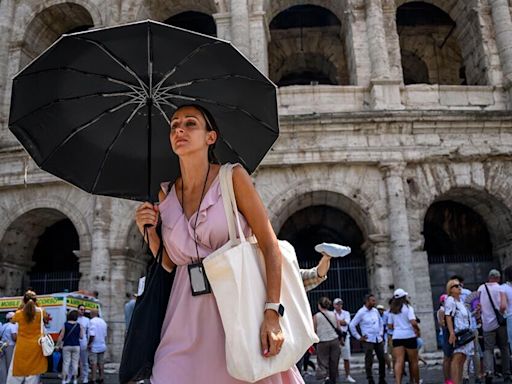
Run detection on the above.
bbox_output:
[28,271,80,294]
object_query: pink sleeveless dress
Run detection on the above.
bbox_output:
[151,173,304,384]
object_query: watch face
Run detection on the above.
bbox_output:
[278,304,285,317]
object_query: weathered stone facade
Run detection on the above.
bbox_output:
[1,0,512,361]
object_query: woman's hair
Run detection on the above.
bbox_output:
[446,278,460,296]
[389,296,410,314]
[172,104,220,164]
[67,309,79,321]
[22,290,37,322]
[318,296,332,310]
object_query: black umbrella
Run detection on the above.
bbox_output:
[9,20,278,201]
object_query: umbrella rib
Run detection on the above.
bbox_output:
[10,91,143,126]
[40,98,140,167]
[91,100,147,192]
[16,67,144,96]
[153,41,223,95]
[218,135,250,171]
[156,74,272,93]
[152,99,171,126]
[72,36,149,97]
[159,92,278,134]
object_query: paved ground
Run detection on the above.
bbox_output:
[40,355,509,383]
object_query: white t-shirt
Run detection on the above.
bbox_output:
[477,282,504,332]
[388,304,416,339]
[334,309,351,333]
[502,282,512,316]
[89,317,107,353]
[0,322,18,346]
[444,296,470,333]
[77,315,90,348]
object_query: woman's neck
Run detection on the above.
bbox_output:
[179,156,210,188]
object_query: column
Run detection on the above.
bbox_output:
[0,0,16,147]
[490,0,512,107]
[364,234,394,302]
[365,0,403,109]
[230,0,250,57]
[109,251,129,362]
[249,10,269,76]
[213,12,232,41]
[380,162,416,299]
[90,196,113,316]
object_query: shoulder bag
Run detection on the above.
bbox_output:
[484,283,507,326]
[454,301,475,348]
[118,224,176,384]
[38,308,55,356]
[203,164,319,383]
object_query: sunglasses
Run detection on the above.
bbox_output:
[450,284,461,289]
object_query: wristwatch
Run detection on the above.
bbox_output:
[264,302,285,317]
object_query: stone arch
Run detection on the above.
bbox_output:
[265,177,382,241]
[133,0,220,21]
[405,161,512,264]
[164,11,217,36]
[264,0,344,24]
[396,2,465,85]
[14,1,99,70]
[268,4,350,86]
[396,0,489,85]
[0,200,91,296]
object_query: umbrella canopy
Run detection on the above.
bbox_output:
[9,20,278,201]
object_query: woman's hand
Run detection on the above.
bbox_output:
[260,310,284,357]
[449,332,456,346]
[135,202,159,236]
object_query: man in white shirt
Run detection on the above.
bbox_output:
[350,294,386,384]
[333,298,355,383]
[77,305,90,383]
[88,309,107,384]
[477,269,510,383]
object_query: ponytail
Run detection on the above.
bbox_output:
[22,290,37,322]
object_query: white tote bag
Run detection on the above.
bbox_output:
[38,308,55,356]
[203,164,319,382]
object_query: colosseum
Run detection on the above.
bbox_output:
[1,0,511,360]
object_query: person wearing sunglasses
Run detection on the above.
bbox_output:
[445,279,473,384]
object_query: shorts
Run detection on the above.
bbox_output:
[442,329,453,357]
[88,351,105,365]
[340,338,351,360]
[392,337,418,349]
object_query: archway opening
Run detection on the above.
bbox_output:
[278,205,368,315]
[30,218,80,294]
[268,5,348,86]
[397,2,467,85]
[424,201,496,313]
[0,209,80,295]
[164,11,217,36]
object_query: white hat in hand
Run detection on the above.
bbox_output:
[314,243,351,258]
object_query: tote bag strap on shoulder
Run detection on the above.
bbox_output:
[219,164,246,243]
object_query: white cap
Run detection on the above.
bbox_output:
[393,288,408,299]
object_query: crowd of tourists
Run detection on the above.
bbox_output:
[0,290,108,384]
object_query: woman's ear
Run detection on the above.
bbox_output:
[207,130,217,145]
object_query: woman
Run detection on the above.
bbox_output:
[312,297,341,384]
[135,105,303,383]
[445,278,473,384]
[6,290,47,384]
[387,289,420,384]
[57,310,83,384]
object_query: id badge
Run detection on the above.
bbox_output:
[188,261,211,296]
